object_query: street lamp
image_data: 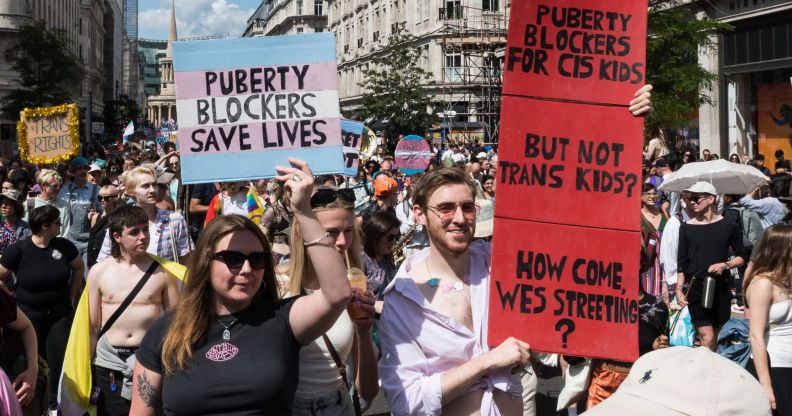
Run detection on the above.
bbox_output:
[437,110,457,146]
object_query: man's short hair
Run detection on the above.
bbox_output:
[108,205,149,259]
[29,205,60,234]
[775,149,785,159]
[754,154,765,161]
[36,169,62,187]
[412,167,477,210]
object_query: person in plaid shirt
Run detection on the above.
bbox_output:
[96,166,192,263]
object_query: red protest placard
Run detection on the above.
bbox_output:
[503,0,648,106]
[489,218,640,361]
[489,0,647,363]
[495,97,644,231]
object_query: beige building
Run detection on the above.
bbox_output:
[79,0,107,115]
[243,0,327,37]
[145,0,176,128]
[328,0,509,141]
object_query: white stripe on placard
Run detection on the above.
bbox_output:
[177,89,340,129]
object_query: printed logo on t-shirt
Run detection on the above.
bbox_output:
[52,249,62,260]
[205,342,239,362]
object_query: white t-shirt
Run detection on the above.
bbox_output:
[221,192,248,217]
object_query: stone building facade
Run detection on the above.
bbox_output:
[243,0,328,37]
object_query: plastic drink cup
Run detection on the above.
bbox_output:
[347,267,369,320]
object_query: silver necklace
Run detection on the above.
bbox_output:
[217,316,238,341]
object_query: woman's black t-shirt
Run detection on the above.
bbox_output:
[677,218,746,280]
[136,296,302,416]
[0,237,78,313]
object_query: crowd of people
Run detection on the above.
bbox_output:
[0,84,785,416]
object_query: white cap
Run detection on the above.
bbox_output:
[88,163,103,173]
[684,181,717,195]
[582,347,771,416]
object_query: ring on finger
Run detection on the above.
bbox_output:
[292,174,302,182]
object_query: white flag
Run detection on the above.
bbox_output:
[122,121,134,137]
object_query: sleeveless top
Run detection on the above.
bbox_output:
[766,299,792,368]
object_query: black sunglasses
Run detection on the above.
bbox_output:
[213,250,269,270]
[98,195,117,202]
[310,188,355,208]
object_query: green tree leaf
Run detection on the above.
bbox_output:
[1,21,84,120]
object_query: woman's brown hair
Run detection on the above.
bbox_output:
[743,224,792,307]
[160,215,277,374]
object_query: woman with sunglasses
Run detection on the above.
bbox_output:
[362,210,401,300]
[277,185,379,416]
[87,185,121,267]
[130,159,351,415]
[640,183,669,302]
[24,169,72,238]
[729,153,742,164]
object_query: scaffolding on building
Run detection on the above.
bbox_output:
[437,4,508,143]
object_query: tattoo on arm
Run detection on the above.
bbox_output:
[136,372,162,411]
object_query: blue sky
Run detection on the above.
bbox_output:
[138,0,261,40]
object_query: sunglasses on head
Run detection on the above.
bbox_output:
[213,250,269,270]
[310,188,355,208]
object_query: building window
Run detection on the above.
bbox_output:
[445,0,461,20]
[297,28,304,33]
[482,0,499,12]
[316,28,323,32]
[445,51,462,81]
[297,0,303,15]
[315,0,323,15]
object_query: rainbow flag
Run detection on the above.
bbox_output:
[58,255,187,416]
[246,184,265,225]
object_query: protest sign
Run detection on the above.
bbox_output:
[395,135,433,175]
[341,119,364,176]
[496,97,644,230]
[503,0,648,105]
[17,104,80,164]
[489,0,647,362]
[173,33,344,184]
[489,219,640,360]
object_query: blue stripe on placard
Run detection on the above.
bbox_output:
[180,146,344,184]
[173,33,337,72]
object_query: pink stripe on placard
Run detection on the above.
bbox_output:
[175,61,338,100]
[178,118,341,155]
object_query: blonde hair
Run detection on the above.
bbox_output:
[279,199,362,297]
[123,166,156,190]
[36,169,62,187]
[743,225,792,306]
[99,184,119,197]
[161,215,277,374]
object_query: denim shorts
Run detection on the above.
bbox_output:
[292,385,355,416]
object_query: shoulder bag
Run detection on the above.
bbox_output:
[321,334,363,416]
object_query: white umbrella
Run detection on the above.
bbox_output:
[658,159,770,194]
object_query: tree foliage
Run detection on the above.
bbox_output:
[645,0,731,133]
[1,21,83,119]
[359,23,436,138]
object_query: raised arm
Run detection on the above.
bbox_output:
[276,159,351,345]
